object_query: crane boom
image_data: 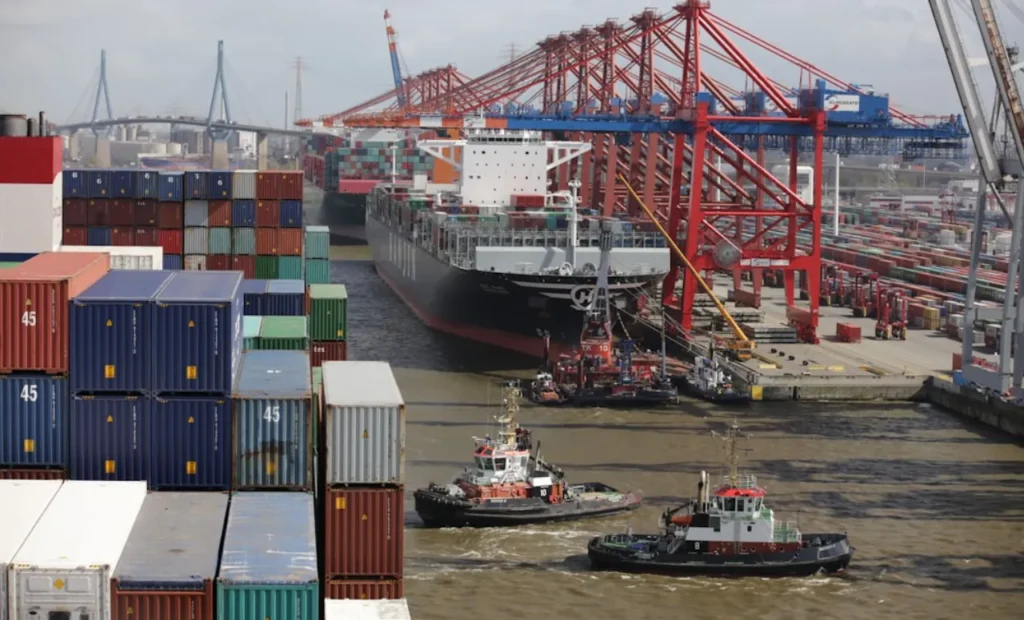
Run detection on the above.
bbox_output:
[383,10,407,110]
[971,0,1024,161]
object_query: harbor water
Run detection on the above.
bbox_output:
[328,246,1024,620]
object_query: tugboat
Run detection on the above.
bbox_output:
[680,353,750,405]
[587,421,854,577]
[529,369,567,406]
[413,381,642,527]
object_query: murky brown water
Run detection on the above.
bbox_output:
[330,251,1024,620]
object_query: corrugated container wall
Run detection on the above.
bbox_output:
[216,492,319,620]
[324,578,404,601]
[266,279,306,315]
[63,170,87,197]
[69,270,175,393]
[239,279,269,315]
[149,395,230,490]
[324,599,411,620]
[207,170,232,199]
[308,284,348,341]
[242,316,262,349]
[184,172,207,200]
[152,272,243,395]
[9,481,148,620]
[0,480,64,620]
[0,468,65,480]
[304,226,330,259]
[231,170,256,200]
[0,252,110,373]
[111,492,229,620]
[136,170,159,198]
[232,351,313,490]
[0,375,67,467]
[158,172,184,202]
[322,361,406,485]
[324,486,405,578]
[184,227,209,255]
[184,200,209,227]
[69,394,147,481]
[59,245,163,270]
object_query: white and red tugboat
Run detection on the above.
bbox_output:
[587,421,853,577]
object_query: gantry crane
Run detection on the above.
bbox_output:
[383,9,408,112]
[929,0,1024,395]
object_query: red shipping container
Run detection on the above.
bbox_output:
[0,252,110,373]
[278,228,303,256]
[111,583,213,620]
[324,486,404,578]
[63,199,88,226]
[835,322,862,343]
[134,200,158,226]
[134,227,159,246]
[279,171,304,200]
[108,199,135,226]
[230,255,256,278]
[256,199,280,227]
[206,255,230,270]
[256,171,281,199]
[156,202,184,229]
[63,227,88,246]
[0,467,65,480]
[87,199,109,226]
[325,578,403,600]
[158,230,184,255]
[207,200,232,227]
[110,228,135,246]
[255,228,279,255]
[310,341,347,366]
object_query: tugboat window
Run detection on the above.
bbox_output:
[493,457,507,470]
[725,498,736,511]
[736,498,745,511]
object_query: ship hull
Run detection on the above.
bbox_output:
[678,378,752,405]
[587,533,854,577]
[367,213,664,357]
[413,483,642,528]
[318,191,368,244]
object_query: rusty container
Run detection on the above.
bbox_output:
[324,486,404,578]
[278,228,303,256]
[325,577,404,600]
[0,467,65,480]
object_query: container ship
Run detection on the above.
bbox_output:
[365,128,670,357]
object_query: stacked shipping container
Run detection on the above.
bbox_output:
[246,170,307,279]
[308,284,349,366]
[320,361,406,600]
[305,225,331,284]
[0,479,64,619]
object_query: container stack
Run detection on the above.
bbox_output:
[0,252,110,480]
[67,269,176,483]
[252,170,306,280]
[181,169,235,271]
[321,361,406,600]
[305,225,331,284]
[323,139,432,186]
[238,279,307,316]
[308,284,349,366]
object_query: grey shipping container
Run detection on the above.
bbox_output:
[321,361,406,485]
[0,480,64,620]
[325,599,411,620]
[184,200,209,227]
[231,170,257,200]
[184,227,209,255]
[217,492,319,620]
[232,228,256,255]
[232,350,313,490]
[111,492,229,620]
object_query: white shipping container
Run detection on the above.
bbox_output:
[0,481,64,620]
[232,169,257,199]
[58,245,163,270]
[322,361,406,485]
[0,180,62,254]
[9,481,147,620]
[325,598,411,620]
[184,254,207,270]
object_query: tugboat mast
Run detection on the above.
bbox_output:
[712,419,750,487]
[496,381,522,447]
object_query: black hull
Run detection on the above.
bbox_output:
[366,213,664,357]
[413,483,642,528]
[318,191,368,244]
[588,533,854,578]
[678,379,751,405]
[571,388,678,408]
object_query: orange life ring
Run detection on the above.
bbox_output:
[670,514,693,527]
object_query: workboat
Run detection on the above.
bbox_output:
[680,354,750,405]
[366,128,669,358]
[587,421,854,577]
[413,380,642,527]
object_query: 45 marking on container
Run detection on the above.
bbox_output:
[263,406,281,423]
[21,310,36,326]
[20,384,38,402]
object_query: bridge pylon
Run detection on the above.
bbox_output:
[206,40,234,142]
[90,49,115,137]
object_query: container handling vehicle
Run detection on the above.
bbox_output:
[413,380,642,527]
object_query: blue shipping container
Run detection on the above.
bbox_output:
[0,375,67,467]
[217,492,319,620]
[265,280,306,316]
[135,170,160,198]
[70,270,176,393]
[231,199,256,227]
[113,492,229,593]
[152,271,243,394]
[86,170,112,198]
[184,171,208,200]
[88,227,112,246]
[207,170,232,199]
[69,394,147,481]
[163,254,183,270]
[159,171,185,202]
[279,200,303,228]
[232,351,312,490]
[149,395,231,490]
[239,279,269,315]
[63,170,87,197]
[110,169,136,198]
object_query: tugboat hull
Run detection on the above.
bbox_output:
[414,483,642,528]
[679,379,751,405]
[587,533,854,577]
[571,388,678,408]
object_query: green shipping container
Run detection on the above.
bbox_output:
[0,261,22,269]
[243,316,263,350]
[307,284,347,341]
[258,316,309,350]
[304,259,330,285]
[304,225,330,259]
[255,255,279,279]
[209,227,232,254]
[278,256,304,280]
[233,228,256,255]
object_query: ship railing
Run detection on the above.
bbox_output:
[720,474,759,489]
[772,521,801,543]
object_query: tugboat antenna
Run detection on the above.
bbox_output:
[712,419,751,487]
[495,380,521,447]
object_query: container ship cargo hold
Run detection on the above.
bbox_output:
[366,129,670,357]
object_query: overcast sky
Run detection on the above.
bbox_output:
[0,0,1020,126]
